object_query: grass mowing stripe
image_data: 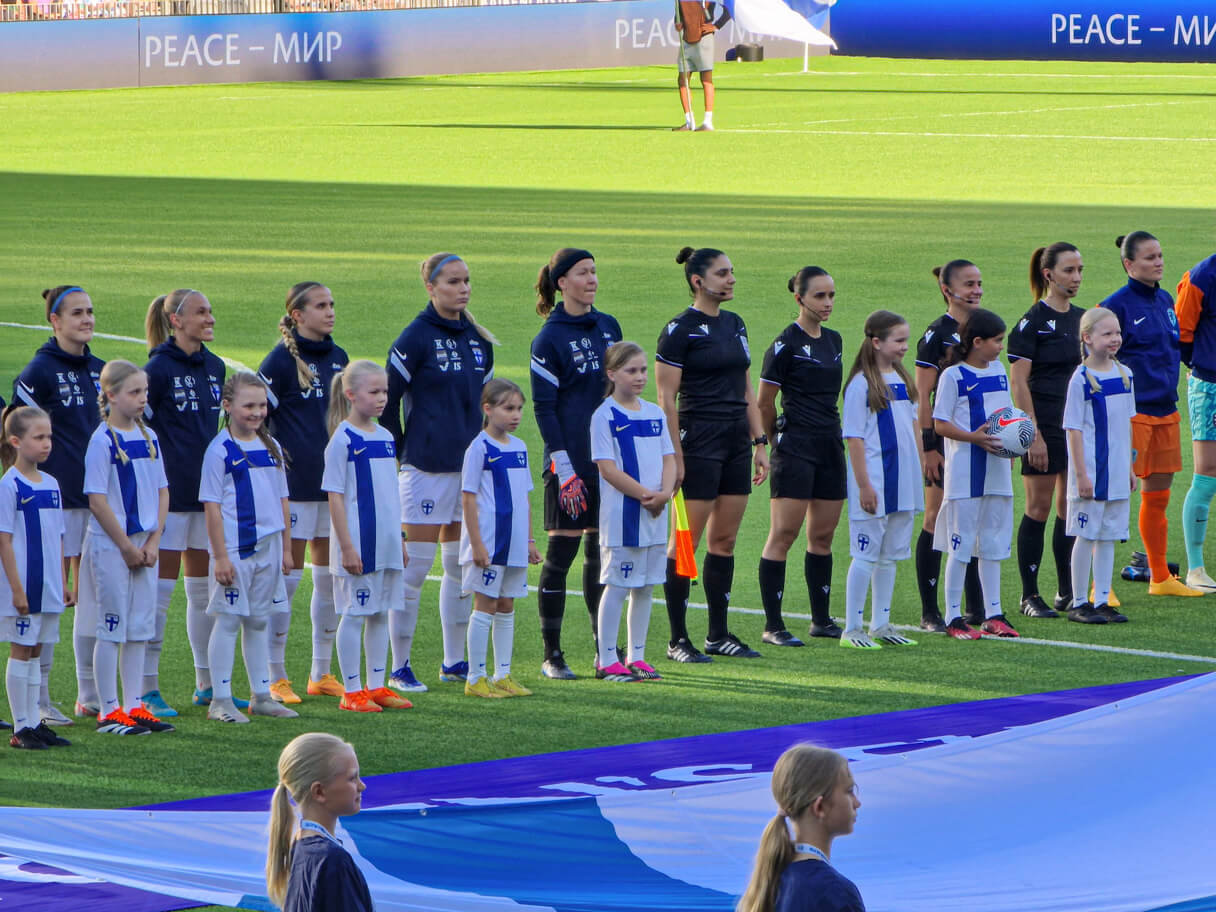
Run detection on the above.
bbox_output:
[721,128,1216,141]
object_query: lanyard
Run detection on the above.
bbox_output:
[299,819,344,847]
[794,843,830,865]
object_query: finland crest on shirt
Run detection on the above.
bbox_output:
[932,361,1014,500]
[198,428,289,558]
[841,372,924,518]
[590,399,674,548]
[322,421,405,575]
[1063,364,1136,502]
[460,431,533,568]
[0,467,65,617]
[82,424,169,537]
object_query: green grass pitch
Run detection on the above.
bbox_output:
[1,56,1215,869]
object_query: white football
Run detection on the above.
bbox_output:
[985,406,1036,458]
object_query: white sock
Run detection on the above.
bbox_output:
[845,558,875,631]
[120,641,146,713]
[440,542,470,667]
[393,541,436,669]
[271,568,301,681]
[26,657,41,730]
[684,111,694,128]
[597,585,627,668]
[241,615,272,699]
[943,556,967,623]
[144,577,176,692]
[309,565,336,680]
[208,614,241,702]
[978,558,1003,619]
[93,638,120,717]
[336,614,364,693]
[703,111,714,127]
[1071,538,1094,608]
[6,658,30,731]
[364,612,389,690]
[627,589,653,664]
[1093,540,1115,607]
[38,643,53,707]
[466,609,493,684]
[184,576,213,689]
[74,627,97,707]
[492,610,515,680]
[869,560,897,632]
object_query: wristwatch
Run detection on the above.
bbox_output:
[751,434,769,446]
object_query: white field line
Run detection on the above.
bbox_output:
[0,322,251,371]
[402,572,1216,666]
[720,127,1216,142]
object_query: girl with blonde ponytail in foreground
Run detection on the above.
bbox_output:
[738,744,864,912]
[266,732,373,912]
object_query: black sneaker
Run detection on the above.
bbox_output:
[808,619,843,639]
[10,727,48,750]
[1129,550,1180,576]
[1020,595,1059,619]
[32,722,70,747]
[761,629,805,647]
[963,609,986,627]
[541,651,577,680]
[920,612,948,633]
[704,633,762,658]
[1094,603,1128,623]
[0,718,11,731]
[1066,602,1108,624]
[1053,593,1073,612]
[667,638,712,663]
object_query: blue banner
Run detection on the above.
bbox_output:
[830,1,1216,62]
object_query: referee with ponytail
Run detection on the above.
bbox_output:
[529,248,622,678]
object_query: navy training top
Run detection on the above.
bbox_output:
[144,338,225,513]
[384,303,494,474]
[1100,277,1180,417]
[529,302,622,479]
[1177,252,1216,380]
[283,835,374,912]
[259,332,349,502]
[774,859,866,912]
[13,338,104,509]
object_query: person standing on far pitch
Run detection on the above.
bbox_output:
[674,1,727,132]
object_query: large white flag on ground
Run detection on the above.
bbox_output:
[722,0,836,47]
[0,674,1214,911]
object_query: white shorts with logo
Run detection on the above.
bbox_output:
[848,510,915,561]
[1,612,60,647]
[78,530,157,643]
[334,568,404,617]
[289,501,330,541]
[207,534,288,618]
[933,495,1013,563]
[462,563,527,599]
[400,466,462,526]
[1067,497,1130,542]
[63,508,89,559]
[599,543,666,588]
[161,510,209,552]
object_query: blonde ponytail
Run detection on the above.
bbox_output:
[265,781,295,909]
[737,813,796,912]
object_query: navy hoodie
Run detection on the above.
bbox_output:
[144,338,225,513]
[259,332,349,502]
[13,338,104,509]
[529,303,622,478]
[1100,277,1179,417]
[384,303,494,474]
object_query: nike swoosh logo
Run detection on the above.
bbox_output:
[231,457,246,467]
[488,456,502,463]
[965,384,978,392]
[533,356,546,365]
[20,496,33,505]
[1133,316,1146,325]
[272,598,286,604]
[353,447,366,455]
[615,424,631,432]
[997,417,1021,427]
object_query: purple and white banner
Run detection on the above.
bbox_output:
[2,674,1212,912]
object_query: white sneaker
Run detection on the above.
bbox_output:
[869,624,917,646]
[250,695,299,718]
[1186,568,1216,592]
[839,628,882,650]
[207,698,250,724]
[40,703,74,727]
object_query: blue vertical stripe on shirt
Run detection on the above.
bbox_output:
[108,434,154,536]
[956,367,1005,498]
[484,440,514,566]
[222,439,279,559]
[13,477,46,615]
[878,382,908,513]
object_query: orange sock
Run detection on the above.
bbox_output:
[1139,489,1171,583]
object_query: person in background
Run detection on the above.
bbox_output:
[673,1,728,131]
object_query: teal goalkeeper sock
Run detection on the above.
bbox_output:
[1182,473,1216,571]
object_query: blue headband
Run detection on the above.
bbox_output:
[550,249,594,286]
[428,255,464,284]
[50,286,83,315]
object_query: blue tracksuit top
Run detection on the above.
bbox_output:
[144,338,225,513]
[1177,253,1216,381]
[384,303,494,474]
[1100,277,1179,417]
[13,338,104,509]
[259,332,349,502]
[529,303,623,479]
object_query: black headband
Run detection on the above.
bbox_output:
[550,249,594,286]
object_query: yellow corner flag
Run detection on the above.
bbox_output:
[673,489,698,580]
